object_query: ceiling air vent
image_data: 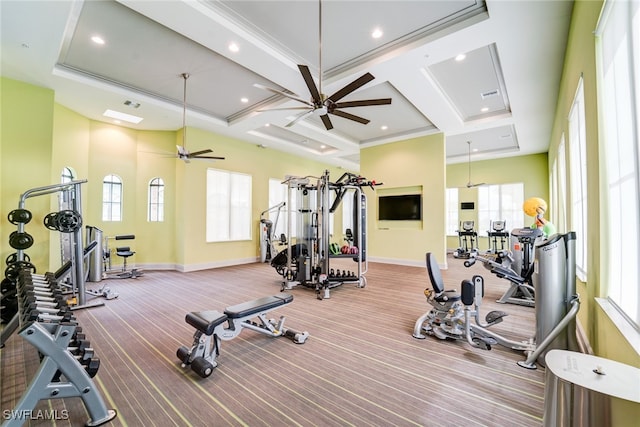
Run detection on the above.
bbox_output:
[480,89,499,100]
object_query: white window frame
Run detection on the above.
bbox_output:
[568,77,588,281]
[148,177,165,222]
[445,188,459,236]
[556,135,568,233]
[595,0,640,325]
[206,169,252,242]
[102,174,122,222]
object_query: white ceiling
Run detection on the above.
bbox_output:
[1,0,574,169]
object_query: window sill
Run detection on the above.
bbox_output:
[595,298,640,357]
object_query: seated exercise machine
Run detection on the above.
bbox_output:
[102,234,143,279]
[177,292,309,378]
[2,268,116,426]
[452,221,478,259]
[414,232,581,369]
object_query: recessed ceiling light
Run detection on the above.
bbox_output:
[371,28,383,39]
[320,145,326,149]
[472,148,479,152]
[480,107,489,112]
[103,109,143,124]
[240,97,248,103]
[381,125,388,130]
[91,35,105,45]
[455,53,466,61]
[228,42,239,52]
[124,100,141,109]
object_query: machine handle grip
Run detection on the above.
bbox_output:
[464,258,476,268]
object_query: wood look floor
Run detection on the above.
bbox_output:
[1,256,545,426]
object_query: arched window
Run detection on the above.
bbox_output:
[102,174,122,221]
[61,167,75,183]
[148,177,165,222]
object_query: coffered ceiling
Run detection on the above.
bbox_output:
[1,0,574,169]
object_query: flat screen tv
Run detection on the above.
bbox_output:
[378,194,422,221]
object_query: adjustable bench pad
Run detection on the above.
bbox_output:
[186,310,228,335]
[224,293,293,319]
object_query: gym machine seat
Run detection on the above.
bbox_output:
[426,253,461,304]
[116,246,134,271]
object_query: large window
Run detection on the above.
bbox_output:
[568,78,588,281]
[595,0,640,325]
[148,177,164,222]
[102,174,122,221]
[206,169,252,242]
[445,188,459,236]
[477,183,524,235]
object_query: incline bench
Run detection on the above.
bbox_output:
[177,292,309,378]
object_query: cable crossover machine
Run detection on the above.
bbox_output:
[269,170,381,299]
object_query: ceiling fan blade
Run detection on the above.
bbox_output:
[192,155,225,160]
[253,83,313,106]
[257,106,313,112]
[298,64,322,103]
[334,98,392,108]
[320,114,333,130]
[330,109,370,125]
[327,73,375,103]
[285,110,314,127]
[177,145,188,155]
[188,149,213,157]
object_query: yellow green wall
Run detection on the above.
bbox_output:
[546,0,639,424]
[0,77,344,273]
[360,133,446,265]
[1,78,54,270]
[445,153,549,250]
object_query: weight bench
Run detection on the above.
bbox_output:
[177,292,309,378]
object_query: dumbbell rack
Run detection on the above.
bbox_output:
[1,268,117,427]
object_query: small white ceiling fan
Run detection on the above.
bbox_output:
[463,140,486,188]
[176,73,225,163]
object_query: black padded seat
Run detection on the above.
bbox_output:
[186,310,228,335]
[116,246,134,258]
[426,253,461,303]
[224,293,293,319]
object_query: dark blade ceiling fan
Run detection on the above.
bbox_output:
[177,73,225,163]
[463,141,486,188]
[255,0,391,130]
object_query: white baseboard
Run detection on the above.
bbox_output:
[368,256,446,270]
[178,257,260,273]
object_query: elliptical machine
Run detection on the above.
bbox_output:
[413,232,580,369]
